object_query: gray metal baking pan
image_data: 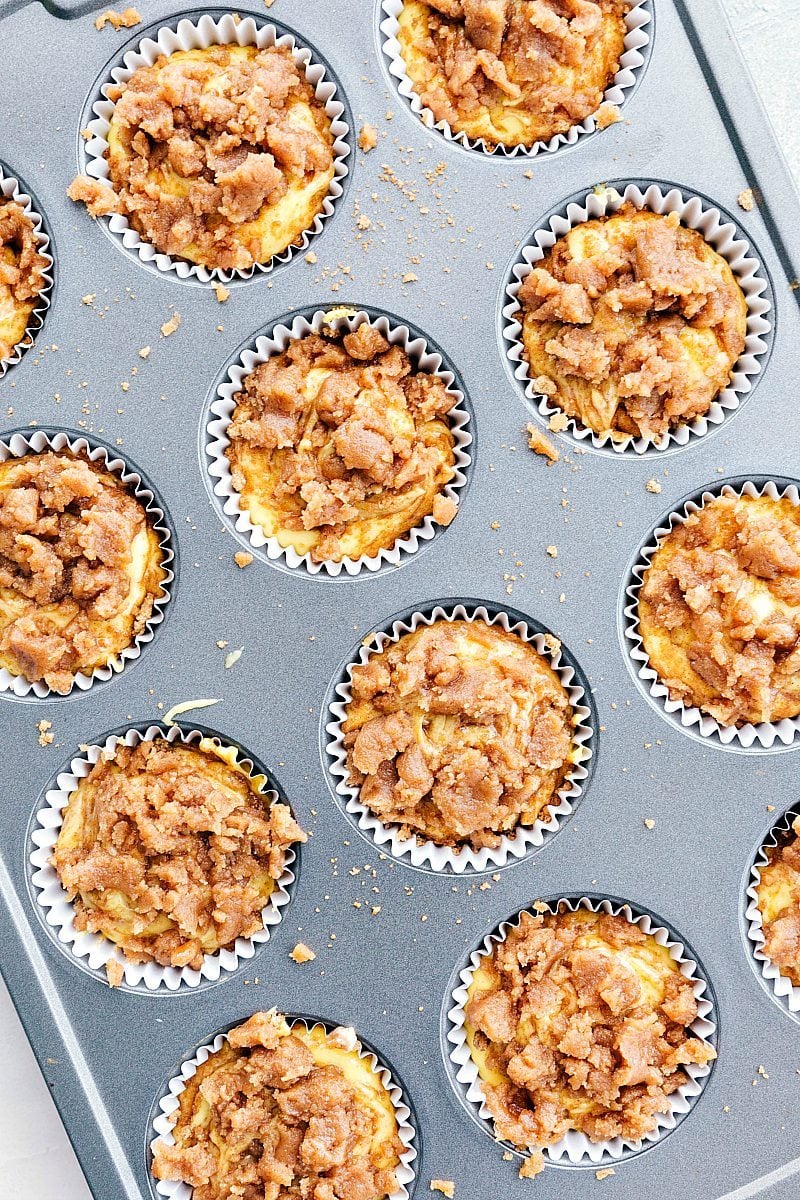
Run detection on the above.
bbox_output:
[1,0,799,1197]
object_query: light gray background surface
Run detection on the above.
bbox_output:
[1,2,798,1198]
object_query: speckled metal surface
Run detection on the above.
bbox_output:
[1,1,799,1198]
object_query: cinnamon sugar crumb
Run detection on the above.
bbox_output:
[596,1169,616,1181]
[738,188,755,213]
[105,958,125,987]
[95,7,141,30]
[430,1183,455,1198]
[290,942,316,964]
[234,550,254,568]
[526,424,559,463]
[358,123,379,152]
[645,478,662,494]
[160,312,181,337]
[305,251,317,264]
[520,1152,545,1179]
[595,102,622,130]
[547,411,569,432]
[214,283,230,303]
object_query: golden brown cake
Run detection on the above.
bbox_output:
[519,205,747,441]
[0,199,48,362]
[464,908,716,1151]
[0,451,165,693]
[53,737,306,970]
[68,44,335,271]
[151,1011,404,1199]
[226,324,459,564]
[396,0,630,149]
[343,618,576,849]
[756,816,800,986]
[638,493,800,727]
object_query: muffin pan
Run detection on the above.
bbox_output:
[1,1,800,1198]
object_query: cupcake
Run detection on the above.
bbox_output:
[0,449,165,694]
[0,198,49,363]
[53,736,306,980]
[225,323,459,565]
[755,815,800,986]
[638,491,800,727]
[152,1011,405,1199]
[395,0,631,150]
[519,205,747,441]
[68,44,335,271]
[342,617,576,849]
[463,908,716,1156]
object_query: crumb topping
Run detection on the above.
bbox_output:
[343,619,575,850]
[226,325,459,564]
[68,44,335,271]
[757,816,800,986]
[520,206,748,442]
[151,1011,403,1199]
[53,738,306,969]
[465,909,715,1151]
[0,451,164,693]
[0,199,49,361]
[639,493,800,726]
[397,0,630,149]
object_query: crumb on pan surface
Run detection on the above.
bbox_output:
[638,492,800,727]
[0,199,48,362]
[53,737,306,969]
[68,44,335,271]
[151,1010,404,1199]
[464,909,715,1152]
[756,814,800,986]
[0,451,164,692]
[396,0,630,150]
[226,324,459,564]
[343,618,576,850]
[519,205,748,442]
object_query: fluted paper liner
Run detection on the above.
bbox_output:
[503,182,771,454]
[150,1017,417,1199]
[623,478,800,750]
[325,603,593,871]
[206,308,472,576]
[0,166,53,374]
[380,0,651,157]
[80,12,350,283]
[446,896,717,1166]
[29,724,298,992]
[0,429,173,699]
[746,806,800,1016]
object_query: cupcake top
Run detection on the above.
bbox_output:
[226,324,459,565]
[638,492,800,727]
[0,198,49,362]
[0,450,165,693]
[53,737,306,976]
[519,205,747,441]
[68,44,335,271]
[464,908,715,1151]
[756,815,800,987]
[396,0,630,149]
[343,619,575,849]
[152,1011,404,1200]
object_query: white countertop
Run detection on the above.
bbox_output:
[1,3,798,1198]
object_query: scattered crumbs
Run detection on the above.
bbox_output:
[723,1105,731,1113]
[532,900,549,914]
[596,1169,616,1181]
[290,942,316,964]
[644,818,656,830]
[81,293,96,306]
[490,521,500,530]
[523,169,534,180]
[264,0,276,7]
[502,1152,514,1162]
[402,272,418,283]
[595,101,622,130]
[526,424,559,463]
[757,1065,769,1079]
[305,250,317,264]
[767,805,775,812]
[138,345,151,359]
[106,959,125,987]
[358,123,379,152]
[80,127,92,140]
[160,311,181,337]
[645,478,662,494]
[214,283,230,303]
[234,550,254,568]
[37,719,53,747]
[216,639,228,649]
[547,410,569,432]
[543,634,561,657]
[738,188,755,213]
[224,647,243,669]
[546,545,558,558]
[95,6,141,30]
[519,1152,545,1179]
[430,1183,455,1198]
[356,214,372,230]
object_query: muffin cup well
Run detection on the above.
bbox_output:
[205,306,473,577]
[0,429,174,700]
[324,601,594,872]
[79,11,350,284]
[445,895,717,1167]
[503,181,772,455]
[29,723,299,993]
[745,805,800,1018]
[149,1016,417,1199]
[380,0,652,158]
[0,165,54,375]
[623,478,800,751]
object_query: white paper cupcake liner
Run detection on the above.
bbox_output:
[623,477,800,750]
[29,724,299,993]
[80,12,350,284]
[445,895,717,1167]
[149,1016,417,1198]
[745,806,800,1017]
[325,602,594,872]
[380,0,651,157]
[206,307,473,577]
[503,182,772,455]
[0,429,174,700]
[0,166,54,375]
